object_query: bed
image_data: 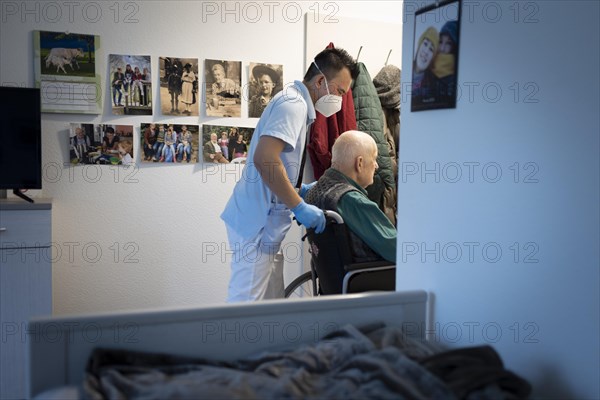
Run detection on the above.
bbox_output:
[28,291,530,399]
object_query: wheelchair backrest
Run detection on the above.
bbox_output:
[305,215,355,294]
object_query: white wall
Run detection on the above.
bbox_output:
[0,1,403,314]
[398,1,599,398]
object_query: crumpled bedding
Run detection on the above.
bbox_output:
[82,323,530,400]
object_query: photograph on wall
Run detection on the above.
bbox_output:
[204,59,242,117]
[202,125,255,164]
[411,0,461,112]
[159,57,199,116]
[34,31,102,114]
[69,123,134,165]
[248,62,283,118]
[140,123,199,164]
[109,54,152,115]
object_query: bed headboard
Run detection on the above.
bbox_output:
[28,291,427,397]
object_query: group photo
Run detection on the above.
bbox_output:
[202,125,254,164]
[140,123,199,164]
[69,123,134,165]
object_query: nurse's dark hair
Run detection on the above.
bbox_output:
[304,48,358,81]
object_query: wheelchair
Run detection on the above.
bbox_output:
[284,210,396,298]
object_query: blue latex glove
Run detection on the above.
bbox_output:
[291,200,326,233]
[299,181,317,199]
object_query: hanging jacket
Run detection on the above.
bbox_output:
[307,43,358,180]
[380,109,399,225]
[351,62,396,221]
[308,89,357,180]
[373,64,401,226]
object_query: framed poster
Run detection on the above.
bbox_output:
[34,31,102,114]
[411,0,461,112]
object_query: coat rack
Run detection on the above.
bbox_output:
[356,46,363,62]
[385,50,392,66]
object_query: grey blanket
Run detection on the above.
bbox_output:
[82,324,530,399]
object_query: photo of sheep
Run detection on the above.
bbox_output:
[34,30,102,114]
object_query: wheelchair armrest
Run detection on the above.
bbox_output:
[344,260,395,272]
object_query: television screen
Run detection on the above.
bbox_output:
[0,87,42,190]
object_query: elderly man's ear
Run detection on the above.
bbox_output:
[355,156,364,172]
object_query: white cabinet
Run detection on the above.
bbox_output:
[0,200,52,400]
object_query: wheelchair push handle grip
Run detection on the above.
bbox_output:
[323,210,343,224]
[296,210,343,225]
[298,209,344,241]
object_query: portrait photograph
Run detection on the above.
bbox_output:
[69,123,134,165]
[34,30,101,114]
[109,54,152,116]
[204,59,242,117]
[411,0,461,112]
[159,57,199,116]
[247,62,283,118]
[140,123,199,164]
[202,124,255,164]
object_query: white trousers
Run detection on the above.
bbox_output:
[226,204,292,302]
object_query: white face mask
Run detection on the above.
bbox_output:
[313,62,343,118]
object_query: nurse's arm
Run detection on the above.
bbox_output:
[253,135,302,209]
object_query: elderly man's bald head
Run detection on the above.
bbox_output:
[331,130,378,188]
[332,131,376,169]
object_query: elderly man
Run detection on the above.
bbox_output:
[203,133,229,163]
[71,127,91,162]
[305,130,397,264]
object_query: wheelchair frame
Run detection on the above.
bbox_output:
[284,210,395,298]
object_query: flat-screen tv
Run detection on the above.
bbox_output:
[0,87,42,199]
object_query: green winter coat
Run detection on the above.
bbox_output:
[351,62,396,196]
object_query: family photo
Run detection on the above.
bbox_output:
[109,54,153,115]
[202,125,255,164]
[140,124,199,164]
[69,123,134,165]
[411,0,460,111]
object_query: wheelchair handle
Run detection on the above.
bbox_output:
[294,209,344,227]
[300,210,344,242]
[323,210,343,224]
